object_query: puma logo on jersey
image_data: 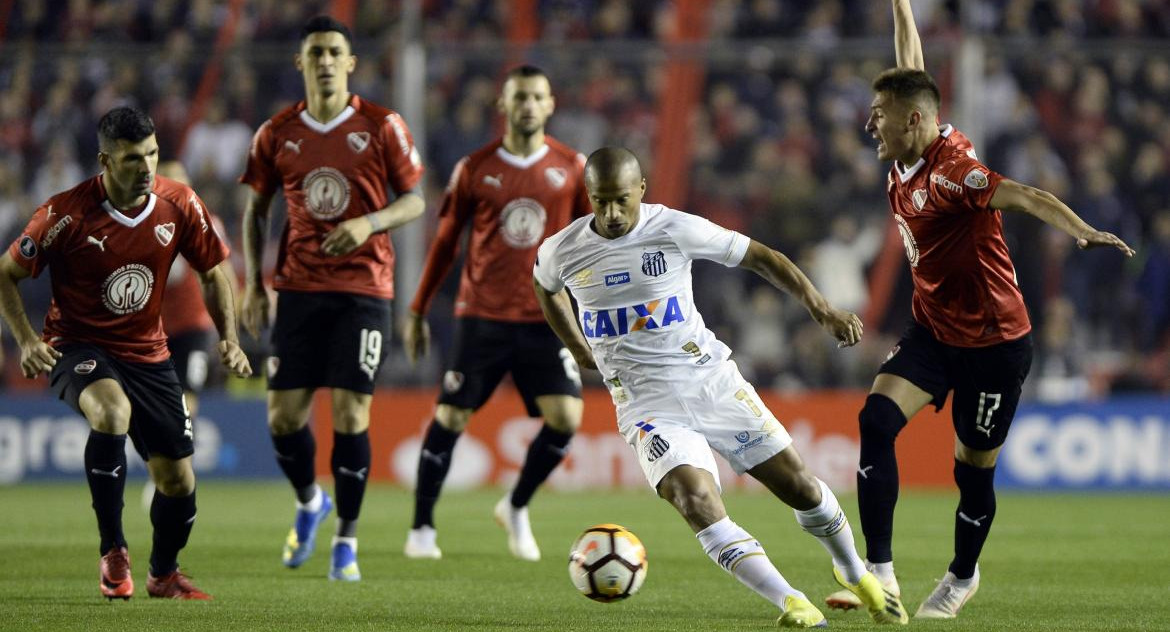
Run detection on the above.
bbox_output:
[88,235,109,251]
[483,174,503,189]
[581,295,685,339]
[858,465,874,479]
[284,139,304,155]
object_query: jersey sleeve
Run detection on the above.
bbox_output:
[533,238,564,293]
[935,155,1005,213]
[239,120,280,195]
[7,203,64,278]
[666,210,750,267]
[177,193,230,273]
[380,112,425,194]
[409,158,473,314]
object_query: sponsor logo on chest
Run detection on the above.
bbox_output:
[581,296,685,338]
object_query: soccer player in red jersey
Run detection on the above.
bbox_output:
[826,0,1135,620]
[240,16,425,581]
[402,66,590,562]
[0,106,252,600]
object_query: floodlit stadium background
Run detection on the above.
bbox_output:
[0,1,1167,491]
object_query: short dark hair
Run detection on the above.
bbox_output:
[585,147,643,184]
[872,68,941,112]
[97,106,155,151]
[300,15,351,46]
[506,65,548,81]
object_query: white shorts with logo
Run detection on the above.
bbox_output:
[607,360,793,492]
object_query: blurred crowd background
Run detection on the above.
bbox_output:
[0,0,1167,401]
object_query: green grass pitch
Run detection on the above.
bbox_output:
[2,482,1167,631]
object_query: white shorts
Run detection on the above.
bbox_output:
[608,360,793,492]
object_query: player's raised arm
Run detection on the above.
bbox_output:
[990,179,1135,256]
[240,187,274,338]
[738,240,863,348]
[197,259,253,378]
[893,0,925,71]
[533,279,596,370]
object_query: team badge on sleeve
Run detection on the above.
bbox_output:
[18,235,37,258]
[963,169,990,190]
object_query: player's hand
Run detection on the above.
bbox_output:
[1077,229,1135,257]
[819,308,864,348]
[19,340,61,378]
[403,312,430,365]
[217,340,252,378]
[321,216,374,257]
[241,283,270,339]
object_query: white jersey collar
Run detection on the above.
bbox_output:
[102,194,158,227]
[495,143,550,169]
[895,124,954,183]
[299,105,356,134]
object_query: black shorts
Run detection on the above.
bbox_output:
[878,320,1033,450]
[269,290,391,394]
[438,317,582,417]
[49,343,192,461]
[167,329,214,393]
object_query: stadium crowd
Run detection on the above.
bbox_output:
[0,0,1167,397]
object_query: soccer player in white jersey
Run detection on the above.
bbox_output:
[534,147,909,627]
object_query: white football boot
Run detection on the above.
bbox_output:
[494,496,541,561]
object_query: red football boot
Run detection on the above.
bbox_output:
[100,547,134,600]
[146,569,212,600]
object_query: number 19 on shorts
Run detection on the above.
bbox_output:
[358,328,382,381]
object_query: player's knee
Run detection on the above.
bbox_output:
[859,393,908,446]
[332,408,370,434]
[152,466,195,497]
[84,399,131,434]
[542,410,581,434]
[435,405,472,432]
[267,408,308,435]
[537,396,583,433]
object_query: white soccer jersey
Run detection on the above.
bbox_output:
[534,203,750,381]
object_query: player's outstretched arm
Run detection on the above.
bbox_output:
[534,279,596,370]
[893,0,925,71]
[0,253,60,377]
[990,179,1136,256]
[198,259,252,378]
[240,187,274,338]
[738,240,864,348]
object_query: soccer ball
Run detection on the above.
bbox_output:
[567,524,648,602]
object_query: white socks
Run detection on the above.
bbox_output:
[871,560,896,583]
[298,485,323,512]
[696,516,802,608]
[794,478,868,584]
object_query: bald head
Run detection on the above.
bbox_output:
[585,147,643,190]
[584,147,646,239]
